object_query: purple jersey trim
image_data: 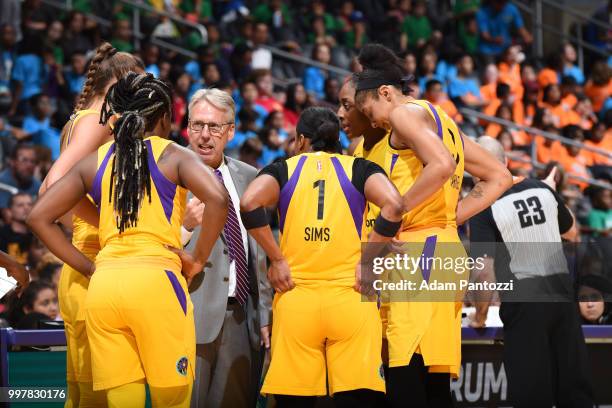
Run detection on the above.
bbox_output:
[89,144,115,209]
[165,270,187,315]
[330,157,366,239]
[278,156,307,232]
[145,140,176,224]
[420,234,438,283]
[424,101,443,139]
[390,153,399,174]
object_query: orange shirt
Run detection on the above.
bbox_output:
[535,135,564,165]
[558,148,593,190]
[584,80,612,112]
[585,131,612,166]
[437,98,463,123]
[480,83,497,103]
[537,68,559,89]
[507,150,533,173]
[562,93,577,109]
[542,102,580,128]
[498,62,524,101]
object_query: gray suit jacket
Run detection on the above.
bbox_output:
[187,157,272,347]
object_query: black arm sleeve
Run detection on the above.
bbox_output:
[539,182,573,234]
[258,160,288,189]
[351,158,386,195]
[469,208,499,259]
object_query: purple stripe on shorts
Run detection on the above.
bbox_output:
[165,270,186,315]
[278,155,307,233]
[145,140,176,223]
[420,235,438,283]
[390,153,399,174]
[424,101,443,139]
[89,144,115,209]
[330,157,366,239]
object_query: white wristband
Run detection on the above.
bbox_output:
[181,226,194,246]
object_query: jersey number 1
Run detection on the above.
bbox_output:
[313,180,325,220]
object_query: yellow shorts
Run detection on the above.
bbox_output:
[384,227,465,377]
[85,257,195,391]
[59,245,97,383]
[262,283,385,396]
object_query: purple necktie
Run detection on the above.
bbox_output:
[214,169,249,305]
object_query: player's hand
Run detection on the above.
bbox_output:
[542,166,558,190]
[6,263,30,296]
[166,246,204,286]
[468,311,487,328]
[389,238,405,254]
[354,262,376,297]
[183,197,205,231]
[268,258,294,293]
[260,325,271,349]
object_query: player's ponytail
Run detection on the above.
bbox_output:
[354,44,413,106]
[100,72,172,233]
[296,107,341,153]
[60,42,145,149]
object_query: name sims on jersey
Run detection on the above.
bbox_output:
[304,227,330,241]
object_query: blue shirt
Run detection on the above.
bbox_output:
[435,60,457,84]
[227,129,256,150]
[448,76,481,99]
[65,70,85,95]
[0,168,41,209]
[303,67,326,100]
[476,3,524,56]
[258,145,285,167]
[563,65,584,85]
[146,64,160,78]
[11,54,46,100]
[418,74,446,97]
[22,115,61,160]
[0,50,14,90]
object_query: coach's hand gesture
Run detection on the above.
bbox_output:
[268,258,294,293]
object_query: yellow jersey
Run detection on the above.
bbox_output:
[386,99,464,231]
[64,109,101,254]
[353,133,390,235]
[261,152,383,285]
[90,136,187,262]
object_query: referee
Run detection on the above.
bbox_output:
[468,136,593,408]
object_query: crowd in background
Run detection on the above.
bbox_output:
[0,0,610,327]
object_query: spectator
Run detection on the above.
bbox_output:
[498,45,524,103]
[236,80,267,128]
[9,33,47,116]
[585,117,612,166]
[455,0,481,54]
[143,43,161,78]
[584,61,611,114]
[257,126,284,166]
[45,21,64,66]
[417,50,443,94]
[238,137,262,168]
[202,63,221,88]
[283,82,311,127]
[251,22,273,70]
[401,0,433,50]
[485,103,528,145]
[22,94,61,160]
[186,44,233,87]
[308,16,336,46]
[585,186,612,236]
[0,192,34,265]
[542,84,574,128]
[533,108,563,165]
[572,94,598,130]
[306,0,338,35]
[0,24,17,111]
[424,79,462,123]
[5,280,58,328]
[476,0,532,57]
[484,82,525,127]
[230,43,254,86]
[561,43,585,85]
[537,53,562,89]
[323,77,340,106]
[37,260,62,289]
[263,109,288,142]
[497,128,532,175]
[110,17,133,53]
[558,124,593,189]
[448,54,483,108]
[228,107,259,154]
[22,0,55,36]
[344,11,368,51]
[61,11,93,59]
[169,67,191,139]
[578,281,611,324]
[63,50,87,101]
[303,43,331,100]
[400,51,417,78]
[0,144,40,209]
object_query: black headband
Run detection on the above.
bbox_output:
[356,75,416,93]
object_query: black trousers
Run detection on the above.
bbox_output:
[500,301,593,408]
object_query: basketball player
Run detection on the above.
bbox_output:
[39,42,144,408]
[28,72,228,408]
[240,107,403,408]
[353,44,512,407]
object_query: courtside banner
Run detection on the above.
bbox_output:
[358,240,612,302]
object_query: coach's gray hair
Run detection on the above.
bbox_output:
[188,88,236,122]
[477,136,506,165]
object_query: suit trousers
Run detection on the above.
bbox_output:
[191,299,260,408]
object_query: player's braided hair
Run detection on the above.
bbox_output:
[59,42,144,148]
[100,72,172,233]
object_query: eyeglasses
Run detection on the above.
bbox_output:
[188,121,234,136]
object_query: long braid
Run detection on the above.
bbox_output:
[75,42,117,112]
[100,72,172,233]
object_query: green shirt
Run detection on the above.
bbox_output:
[111,39,133,53]
[401,15,432,47]
[587,209,612,231]
[252,4,292,25]
[453,0,481,15]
